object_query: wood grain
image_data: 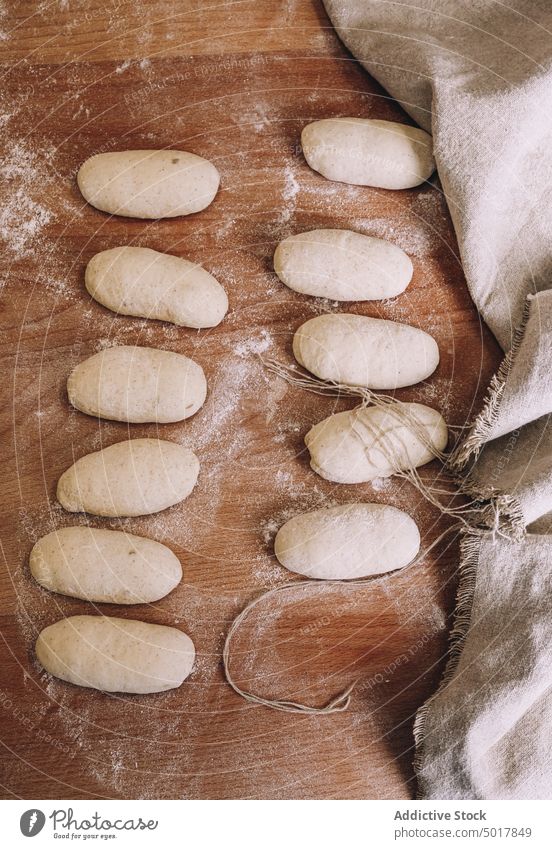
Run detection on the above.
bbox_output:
[0,0,501,799]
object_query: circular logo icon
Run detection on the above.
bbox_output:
[20,809,46,837]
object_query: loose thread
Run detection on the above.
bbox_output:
[223,524,461,715]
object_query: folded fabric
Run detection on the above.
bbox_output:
[416,531,552,801]
[323,0,552,799]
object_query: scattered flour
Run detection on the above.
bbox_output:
[251,554,289,587]
[0,189,52,259]
[234,328,273,357]
[115,59,132,74]
[272,163,300,235]
[370,477,391,492]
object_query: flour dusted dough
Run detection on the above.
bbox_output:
[274,229,413,301]
[67,345,207,423]
[36,615,195,693]
[293,314,439,389]
[274,503,420,579]
[77,150,219,218]
[305,403,448,483]
[301,118,435,189]
[56,438,199,517]
[30,526,182,603]
[85,246,228,328]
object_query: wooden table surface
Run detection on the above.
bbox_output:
[0,0,501,800]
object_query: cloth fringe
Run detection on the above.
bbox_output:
[412,530,483,798]
[461,489,526,542]
[448,295,533,472]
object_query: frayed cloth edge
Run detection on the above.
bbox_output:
[448,296,533,472]
[412,530,483,799]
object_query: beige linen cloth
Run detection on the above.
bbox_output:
[323,0,552,798]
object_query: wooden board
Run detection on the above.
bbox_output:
[0,0,501,800]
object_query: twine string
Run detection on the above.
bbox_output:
[223,523,461,714]
[223,358,483,715]
[262,355,466,449]
[263,356,481,526]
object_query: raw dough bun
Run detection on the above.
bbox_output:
[77,150,219,218]
[301,118,435,189]
[274,503,420,579]
[36,615,195,693]
[67,345,207,423]
[274,229,412,301]
[85,246,228,328]
[30,526,182,603]
[305,403,448,483]
[57,438,199,517]
[293,314,439,389]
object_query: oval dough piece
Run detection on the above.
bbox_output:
[57,438,199,517]
[85,246,228,328]
[77,150,219,218]
[293,314,439,389]
[305,403,448,483]
[67,345,207,423]
[301,118,435,189]
[274,503,420,579]
[274,229,413,301]
[36,615,195,693]
[30,526,182,604]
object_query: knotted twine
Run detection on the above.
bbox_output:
[222,357,496,714]
[261,357,483,526]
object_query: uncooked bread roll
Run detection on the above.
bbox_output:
[57,438,199,517]
[274,503,420,579]
[301,118,435,189]
[293,314,439,389]
[77,150,219,218]
[85,246,228,328]
[30,526,182,603]
[274,229,413,301]
[36,616,195,693]
[305,403,448,483]
[67,345,207,423]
